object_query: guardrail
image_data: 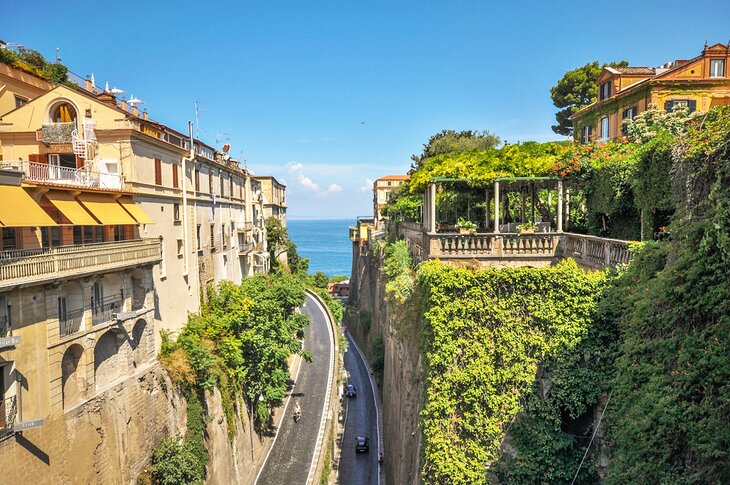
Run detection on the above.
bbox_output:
[0,239,162,290]
[561,233,632,268]
[0,160,124,190]
[92,297,123,326]
[59,308,84,337]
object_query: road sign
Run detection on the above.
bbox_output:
[13,419,44,432]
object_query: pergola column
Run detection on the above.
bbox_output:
[485,188,491,231]
[557,179,564,233]
[493,180,500,233]
[429,182,436,232]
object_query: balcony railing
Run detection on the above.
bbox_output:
[561,233,632,268]
[0,160,124,190]
[0,239,162,290]
[0,315,9,338]
[59,308,84,337]
[0,396,17,441]
[41,122,76,144]
[92,297,123,326]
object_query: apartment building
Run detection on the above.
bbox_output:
[573,41,730,143]
[373,174,409,226]
[253,175,287,226]
[0,61,268,439]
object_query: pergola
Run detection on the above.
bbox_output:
[422,176,566,234]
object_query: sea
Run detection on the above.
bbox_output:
[287,219,353,277]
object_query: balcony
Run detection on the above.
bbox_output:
[59,308,84,337]
[0,396,17,441]
[41,122,75,144]
[92,296,123,326]
[0,239,162,291]
[0,160,124,190]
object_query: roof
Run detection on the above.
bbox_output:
[615,66,656,75]
[252,175,286,187]
[376,174,409,181]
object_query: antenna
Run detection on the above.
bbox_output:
[194,99,207,139]
[55,47,62,64]
[215,132,231,144]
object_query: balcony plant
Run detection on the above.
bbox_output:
[516,222,537,234]
[456,217,477,235]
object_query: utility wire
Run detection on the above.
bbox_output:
[570,389,613,485]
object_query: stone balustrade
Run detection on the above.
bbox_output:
[0,239,162,290]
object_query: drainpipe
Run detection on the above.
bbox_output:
[181,121,194,276]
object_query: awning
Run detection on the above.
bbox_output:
[116,196,155,224]
[0,186,57,227]
[76,193,138,225]
[44,190,100,225]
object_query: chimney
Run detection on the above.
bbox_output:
[121,98,127,111]
[97,92,118,107]
[85,75,92,92]
[143,110,149,120]
[132,105,139,117]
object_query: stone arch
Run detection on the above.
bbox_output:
[101,273,124,308]
[47,98,78,124]
[131,269,147,311]
[61,344,85,408]
[132,319,148,367]
[94,330,124,390]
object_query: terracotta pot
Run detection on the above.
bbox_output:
[519,228,535,234]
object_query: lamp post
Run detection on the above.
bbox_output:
[249,393,264,460]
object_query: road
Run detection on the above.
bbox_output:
[338,332,381,485]
[255,293,334,485]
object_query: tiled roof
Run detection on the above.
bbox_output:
[615,66,656,75]
[377,174,410,180]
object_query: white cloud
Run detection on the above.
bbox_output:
[286,162,341,198]
[359,178,373,192]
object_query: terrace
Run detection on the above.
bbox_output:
[0,160,124,190]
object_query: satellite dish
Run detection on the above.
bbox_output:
[129,95,144,106]
[110,86,124,94]
[222,143,231,153]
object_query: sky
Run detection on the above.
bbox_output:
[3,0,730,218]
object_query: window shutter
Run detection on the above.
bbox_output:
[664,100,673,113]
[688,100,697,113]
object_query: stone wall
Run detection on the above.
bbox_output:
[347,244,423,485]
[0,363,186,484]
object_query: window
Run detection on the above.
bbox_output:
[114,225,126,241]
[172,163,179,188]
[42,227,61,248]
[387,181,392,186]
[600,117,610,141]
[710,59,725,78]
[176,239,183,257]
[581,125,593,144]
[14,95,28,108]
[173,203,180,222]
[220,174,225,197]
[210,223,215,249]
[195,169,200,192]
[229,177,233,198]
[208,172,213,194]
[2,228,17,251]
[600,81,612,101]
[154,158,162,186]
[73,226,83,245]
[664,99,697,113]
[622,106,638,135]
[196,224,201,250]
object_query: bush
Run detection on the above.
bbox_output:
[369,336,385,375]
[151,436,203,485]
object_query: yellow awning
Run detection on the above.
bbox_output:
[117,195,155,224]
[44,190,100,225]
[0,186,57,227]
[76,193,138,225]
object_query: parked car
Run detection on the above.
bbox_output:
[345,384,357,398]
[356,436,370,453]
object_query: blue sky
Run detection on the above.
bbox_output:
[4,0,730,218]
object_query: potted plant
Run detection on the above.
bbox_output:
[456,217,477,235]
[517,222,537,234]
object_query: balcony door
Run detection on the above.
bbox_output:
[48,154,76,180]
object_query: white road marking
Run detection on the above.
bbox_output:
[305,293,336,485]
[347,331,383,485]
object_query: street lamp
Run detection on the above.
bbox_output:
[249,393,264,460]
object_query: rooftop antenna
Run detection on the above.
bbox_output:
[215,132,231,144]
[194,99,207,139]
[129,94,145,106]
[55,47,61,64]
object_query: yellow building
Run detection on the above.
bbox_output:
[572,41,730,142]
[373,174,409,225]
[253,175,287,225]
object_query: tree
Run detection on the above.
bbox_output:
[410,130,501,172]
[550,60,627,136]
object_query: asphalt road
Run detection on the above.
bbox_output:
[256,293,333,485]
[338,332,381,485]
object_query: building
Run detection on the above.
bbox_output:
[253,175,287,225]
[0,58,270,443]
[572,41,730,143]
[373,174,409,226]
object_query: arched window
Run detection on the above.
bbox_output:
[94,331,124,390]
[50,102,77,124]
[62,344,85,408]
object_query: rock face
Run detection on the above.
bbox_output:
[347,243,423,485]
[0,364,186,483]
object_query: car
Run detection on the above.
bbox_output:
[355,436,370,453]
[345,384,357,398]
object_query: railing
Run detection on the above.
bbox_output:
[59,308,84,337]
[92,297,122,326]
[0,239,162,290]
[561,233,632,268]
[0,396,17,440]
[0,160,124,190]
[41,122,75,143]
[239,242,254,254]
[387,223,631,269]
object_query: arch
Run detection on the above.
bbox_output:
[48,99,78,124]
[131,269,147,311]
[58,281,84,336]
[94,330,124,390]
[62,344,85,408]
[132,319,148,367]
